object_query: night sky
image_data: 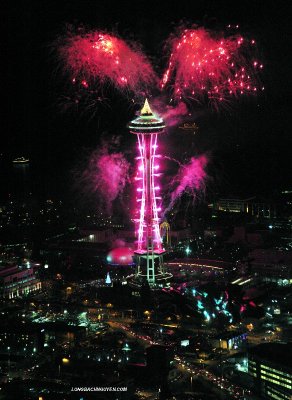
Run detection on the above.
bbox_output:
[1,0,291,200]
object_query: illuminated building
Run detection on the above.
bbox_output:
[248,249,292,286]
[105,272,112,285]
[128,99,172,287]
[211,331,247,350]
[0,265,41,299]
[0,325,44,355]
[248,343,292,400]
[216,197,255,213]
[106,247,135,266]
[214,197,273,217]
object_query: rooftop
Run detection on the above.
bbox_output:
[128,99,165,133]
[249,343,292,369]
[212,331,246,340]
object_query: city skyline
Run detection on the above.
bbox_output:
[0,2,291,399]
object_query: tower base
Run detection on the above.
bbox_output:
[127,252,172,289]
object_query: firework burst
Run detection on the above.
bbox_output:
[58,29,157,98]
[161,27,264,108]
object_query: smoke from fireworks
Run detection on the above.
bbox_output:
[161,102,189,127]
[58,29,157,96]
[161,27,264,107]
[165,154,208,214]
[80,146,130,213]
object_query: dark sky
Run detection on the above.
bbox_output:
[1,0,291,199]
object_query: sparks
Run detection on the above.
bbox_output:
[161,27,263,107]
[164,155,208,215]
[58,30,157,96]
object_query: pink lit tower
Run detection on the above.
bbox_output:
[128,99,172,287]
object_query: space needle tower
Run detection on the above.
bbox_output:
[128,99,172,287]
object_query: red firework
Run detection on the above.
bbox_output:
[161,27,264,107]
[57,25,264,109]
[58,30,157,95]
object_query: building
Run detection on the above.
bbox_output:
[216,197,255,213]
[0,325,45,355]
[248,249,292,285]
[0,264,41,299]
[248,343,292,400]
[210,331,247,350]
[215,197,273,217]
[146,345,174,378]
[128,99,172,287]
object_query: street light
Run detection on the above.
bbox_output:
[221,360,227,383]
[7,347,10,380]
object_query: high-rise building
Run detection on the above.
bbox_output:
[128,100,171,287]
[248,343,292,400]
[0,264,41,299]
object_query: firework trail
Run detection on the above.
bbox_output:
[164,154,208,215]
[161,27,264,107]
[58,29,157,97]
[80,145,130,213]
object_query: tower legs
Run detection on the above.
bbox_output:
[135,253,170,287]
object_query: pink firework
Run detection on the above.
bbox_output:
[166,155,208,213]
[161,27,264,106]
[58,29,157,95]
[81,148,130,212]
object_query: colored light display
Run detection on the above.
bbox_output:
[58,25,263,108]
[105,272,112,284]
[161,27,263,107]
[58,30,156,95]
[128,100,171,285]
[57,23,264,286]
[191,288,233,323]
[107,247,135,265]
